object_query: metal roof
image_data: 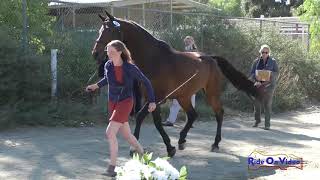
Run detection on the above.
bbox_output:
[48,0,212,11]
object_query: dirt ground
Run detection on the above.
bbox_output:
[1,106,319,180]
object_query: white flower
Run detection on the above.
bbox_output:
[116,154,186,180]
[117,174,140,180]
[124,159,144,171]
[152,169,168,180]
[141,164,155,179]
[116,160,143,180]
[152,158,180,180]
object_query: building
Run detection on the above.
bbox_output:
[48,0,215,29]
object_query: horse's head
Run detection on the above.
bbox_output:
[92,11,126,67]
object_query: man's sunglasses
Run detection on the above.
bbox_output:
[262,51,269,54]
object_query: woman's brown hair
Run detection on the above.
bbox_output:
[106,40,134,64]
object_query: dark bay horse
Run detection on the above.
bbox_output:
[92,12,260,157]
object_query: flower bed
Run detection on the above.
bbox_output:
[115,153,187,180]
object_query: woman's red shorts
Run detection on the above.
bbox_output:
[108,98,134,123]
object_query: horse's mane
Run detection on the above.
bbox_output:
[127,20,173,52]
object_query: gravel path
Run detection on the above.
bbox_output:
[1,107,319,180]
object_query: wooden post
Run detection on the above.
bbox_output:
[72,7,76,28]
[142,3,146,26]
[51,49,58,98]
[259,20,263,35]
[307,24,310,52]
[259,15,264,35]
[127,7,130,19]
[294,23,299,38]
[170,0,173,27]
[302,25,305,49]
[22,0,28,50]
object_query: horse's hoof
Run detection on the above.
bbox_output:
[178,142,186,150]
[211,145,219,152]
[167,146,176,157]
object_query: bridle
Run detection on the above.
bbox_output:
[95,21,124,47]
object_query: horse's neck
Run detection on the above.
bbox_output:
[126,24,169,64]
[125,31,165,66]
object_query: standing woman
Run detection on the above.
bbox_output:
[249,44,278,130]
[162,36,197,126]
[184,35,198,52]
[86,40,156,177]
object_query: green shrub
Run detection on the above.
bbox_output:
[0,26,103,129]
[0,25,51,128]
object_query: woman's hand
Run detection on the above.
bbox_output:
[254,81,262,87]
[86,84,99,92]
[148,102,156,112]
[261,81,271,86]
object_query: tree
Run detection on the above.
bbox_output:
[242,0,303,17]
[208,0,243,16]
[0,0,54,53]
[296,0,320,53]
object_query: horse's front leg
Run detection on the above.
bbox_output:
[152,106,176,157]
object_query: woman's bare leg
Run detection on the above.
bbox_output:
[105,121,122,166]
[119,122,144,154]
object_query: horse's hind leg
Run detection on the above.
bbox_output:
[152,106,176,157]
[207,95,224,152]
[177,97,198,150]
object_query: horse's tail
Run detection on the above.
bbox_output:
[212,55,259,98]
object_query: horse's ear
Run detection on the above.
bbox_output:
[98,14,106,21]
[105,10,115,20]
